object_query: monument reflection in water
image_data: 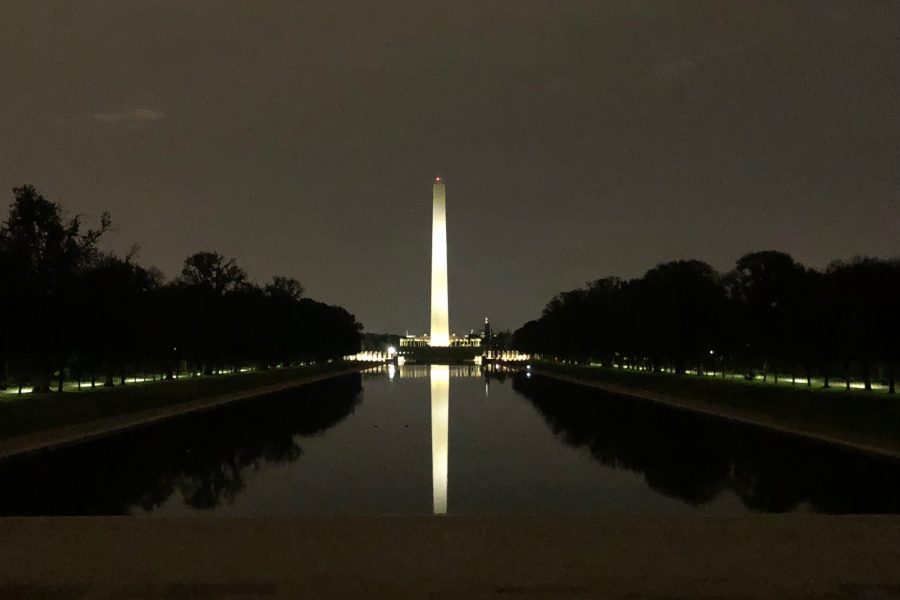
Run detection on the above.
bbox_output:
[430,365,450,514]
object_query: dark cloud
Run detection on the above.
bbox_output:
[1,1,897,333]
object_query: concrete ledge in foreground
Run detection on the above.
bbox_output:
[1,515,899,599]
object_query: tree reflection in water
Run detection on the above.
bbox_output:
[514,374,900,514]
[0,374,362,515]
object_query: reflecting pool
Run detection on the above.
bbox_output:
[1,365,898,515]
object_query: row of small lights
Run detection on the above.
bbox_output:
[0,363,315,396]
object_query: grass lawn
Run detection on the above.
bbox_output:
[0,361,367,440]
[537,362,900,450]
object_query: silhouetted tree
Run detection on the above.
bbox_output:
[726,251,806,382]
[179,251,248,293]
[513,251,900,392]
[0,187,363,392]
[78,252,162,386]
[825,258,897,391]
[0,185,109,392]
[633,260,725,374]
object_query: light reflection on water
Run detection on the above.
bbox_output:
[0,364,899,516]
[430,365,449,514]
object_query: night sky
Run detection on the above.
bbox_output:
[2,2,897,334]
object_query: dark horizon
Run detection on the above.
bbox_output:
[2,2,898,333]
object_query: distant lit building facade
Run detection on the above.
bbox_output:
[400,332,482,349]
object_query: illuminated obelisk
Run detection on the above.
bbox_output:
[430,177,450,347]
[430,365,449,514]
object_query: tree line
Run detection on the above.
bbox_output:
[0,185,363,393]
[512,251,900,393]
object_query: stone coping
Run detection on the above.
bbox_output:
[0,515,898,599]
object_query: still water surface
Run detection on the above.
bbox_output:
[1,364,899,515]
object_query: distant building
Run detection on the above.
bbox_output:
[400,332,482,349]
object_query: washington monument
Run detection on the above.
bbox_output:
[430,177,450,346]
